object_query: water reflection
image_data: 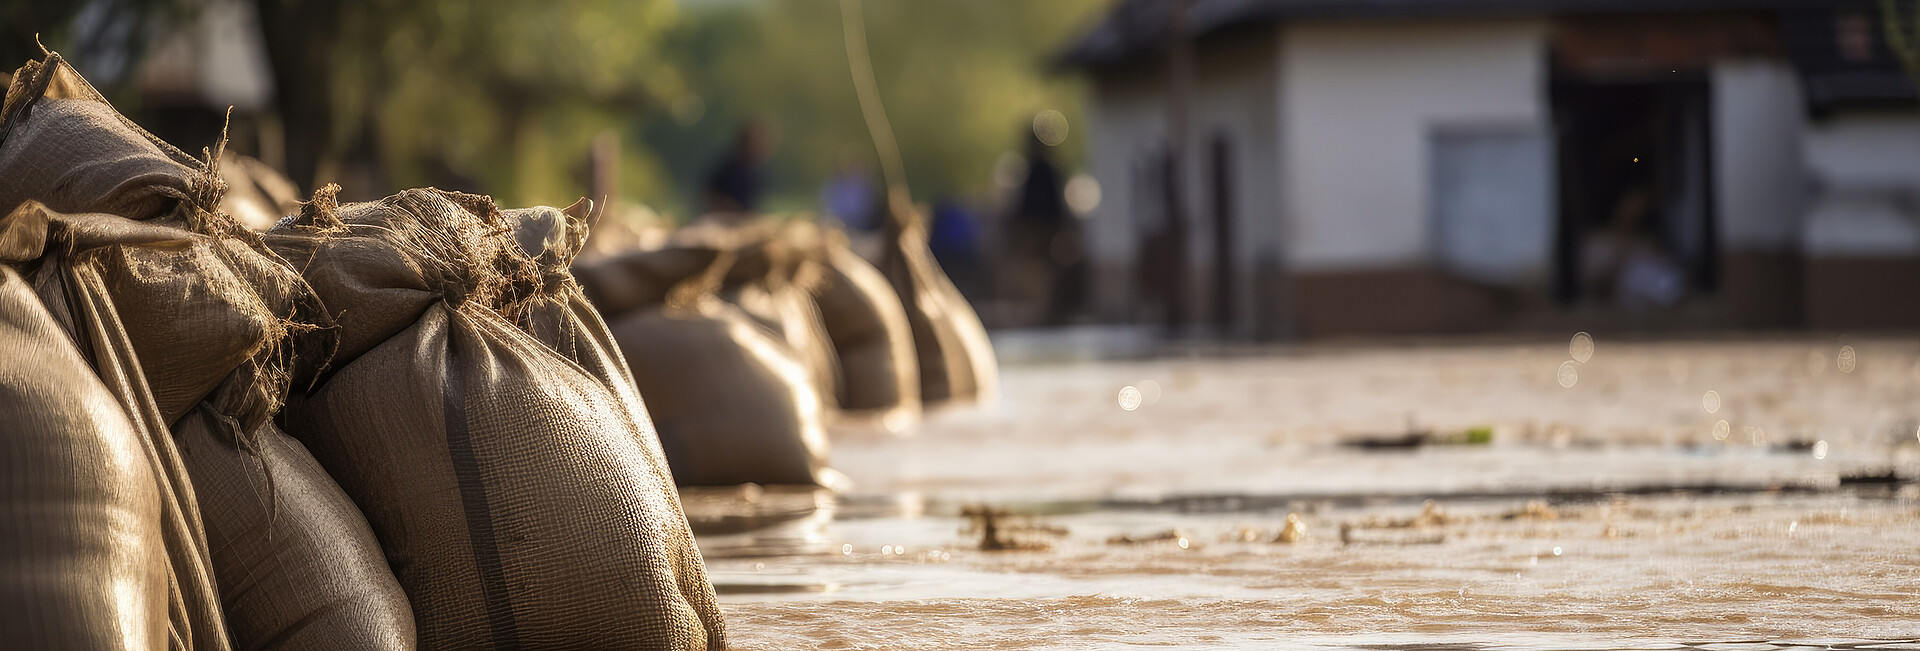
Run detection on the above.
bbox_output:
[712,340,1920,648]
[683,485,838,555]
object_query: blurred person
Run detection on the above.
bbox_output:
[1006,128,1084,324]
[1581,185,1685,310]
[821,149,880,232]
[704,121,772,213]
[929,197,985,298]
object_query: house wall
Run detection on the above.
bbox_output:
[1801,110,1920,329]
[1711,58,1808,328]
[1082,29,1282,335]
[1713,59,1806,253]
[1277,17,1550,336]
[1279,17,1550,271]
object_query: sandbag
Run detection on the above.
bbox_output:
[509,204,728,624]
[609,297,831,487]
[0,51,291,651]
[676,218,843,405]
[878,206,998,406]
[0,264,171,650]
[217,152,301,231]
[814,239,920,421]
[0,53,205,220]
[174,370,415,651]
[573,245,722,318]
[722,277,840,405]
[269,188,724,650]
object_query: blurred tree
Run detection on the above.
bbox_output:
[643,0,1110,216]
[1882,0,1920,91]
[8,0,1109,217]
[262,0,686,205]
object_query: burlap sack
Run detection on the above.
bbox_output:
[676,219,843,406]
[879,207,998,406]
[5,241,233,651]
[814,238,920,420]
[270,188,724,650]
[0,264,171,650]
[608,296,830,487]
[0,53,205,221]
[217,152,301,231]
[509,203,726,630]
[0,51,312,651]
[722,279,839,402]
[573,246,723,318]
[174,368,415,651]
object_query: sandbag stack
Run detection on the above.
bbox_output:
[569,202,996,485]
[811,228,921,426]
[877,203,999,407]
[266,187,724,649]
[578,231,835,488]
[2,51,726,650]
[0,50,306,651]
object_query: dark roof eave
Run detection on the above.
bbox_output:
[1053,0,1831,72]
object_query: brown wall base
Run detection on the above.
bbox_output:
[1084,253,1919,339]
[1806,256,1920,331]
[1288,268,1509,339]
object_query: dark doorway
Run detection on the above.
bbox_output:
[1209,133,1235,334]
[1551,74,1717,310]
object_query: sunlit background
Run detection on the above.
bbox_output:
[10,0,1920,648]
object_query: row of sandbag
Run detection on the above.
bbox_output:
[570,208,999,488]
[0,51,723,650]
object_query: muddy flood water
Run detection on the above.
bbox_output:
[686,335,1920,650]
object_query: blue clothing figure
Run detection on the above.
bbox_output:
[705,122,771,213]
[929,198,985,299]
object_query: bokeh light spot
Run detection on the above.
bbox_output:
[1569,332,1594,364]
[1702,390,1720,414]
[1712,420,1730,441]
[1118,385,1143,411]
[1065,173,1102,216]
[1032,109,1069,146]
[1557,361,1579,388]
[1838,345,1857,373]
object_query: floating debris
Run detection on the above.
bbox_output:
[1106,528,1187,545]
[1274,513,1307,543]
[1502,500,1559,521]
[960,505,1057,551]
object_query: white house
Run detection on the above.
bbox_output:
[1059,0,1920,338]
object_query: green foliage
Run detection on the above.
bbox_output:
[1881,0,1920,91]
[328,0,686,206]
[7,0,1111,216]
[643,0,1111,216]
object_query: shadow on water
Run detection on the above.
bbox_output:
[682,485,839,555]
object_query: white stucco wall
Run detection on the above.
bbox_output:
[1278,17,1549,271]
[1712,59,1806,253]
[1802,111,1920,257]
[1081,32,1283,327]
[1083,81,1160,271]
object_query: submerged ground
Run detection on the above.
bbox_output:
[689,334,1920,650]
